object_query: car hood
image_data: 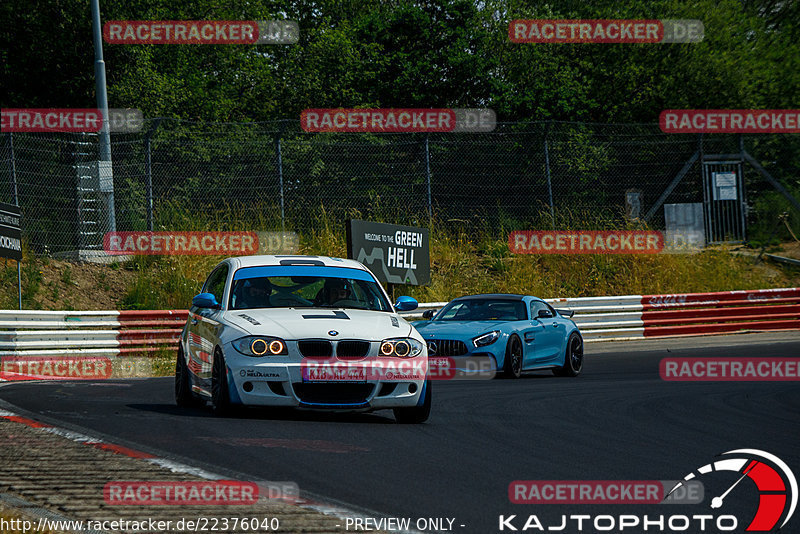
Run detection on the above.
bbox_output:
[223,308,412,340]
[414,320,507,339]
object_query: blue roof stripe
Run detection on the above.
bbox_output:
[232,265,376,282]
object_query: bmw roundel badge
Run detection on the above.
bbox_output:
[328,330,339,336]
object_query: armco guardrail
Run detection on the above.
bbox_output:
[1,289,797,361]
[0,310,187,358]
[401,288,800,342]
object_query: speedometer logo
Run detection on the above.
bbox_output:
[666,449,797,531]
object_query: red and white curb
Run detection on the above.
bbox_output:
[0,407,423,534]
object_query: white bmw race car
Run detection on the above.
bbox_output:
[175,255,431,423]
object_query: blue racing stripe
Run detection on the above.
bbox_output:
[233,265,375,282]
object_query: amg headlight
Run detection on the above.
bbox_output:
[232,336,288,356]
[379,338,424,358]
[473,330,500,347]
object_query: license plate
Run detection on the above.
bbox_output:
[301,364,367,383]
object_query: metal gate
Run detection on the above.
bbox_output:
[702,156,747,244]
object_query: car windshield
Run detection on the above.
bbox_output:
[434,299,527,321]
[229,265,392,311]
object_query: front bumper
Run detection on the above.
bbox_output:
[225,350,425,410]
[423,337,504,371]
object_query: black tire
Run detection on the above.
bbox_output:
[211,349,232,416]
[553,333,583,377]
[393,380,431,424]
[175,345,200,407]
[503,335,523,378]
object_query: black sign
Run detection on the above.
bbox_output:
[0,202,22,261]
[346,219,430,286]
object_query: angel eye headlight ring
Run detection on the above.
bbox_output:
[251,338,268,355]
[379,338,423,358]
[394,340,410,357]
[234,336,288,356]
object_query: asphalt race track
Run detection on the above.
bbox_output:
[2,332,799,534]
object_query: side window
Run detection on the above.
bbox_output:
[202,265,229,305]
[530,300,553,319]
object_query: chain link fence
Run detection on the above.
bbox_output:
[2,119,799,255]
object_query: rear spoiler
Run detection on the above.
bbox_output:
[556,308,574,318]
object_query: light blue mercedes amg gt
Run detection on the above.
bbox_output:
[412,294,583,378]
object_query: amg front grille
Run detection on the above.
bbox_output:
[297,340,333,357]
[293,383,374,405]
[336,340,370,359]
[428,339,468,357]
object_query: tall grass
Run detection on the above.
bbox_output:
[0,245,45,310]
[115,203,798,310]
[1,201,794,312]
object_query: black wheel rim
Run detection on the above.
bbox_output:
[570,337,583,372]
[175,353,184,395]
[512,340,522,374]
[212,354,223,403]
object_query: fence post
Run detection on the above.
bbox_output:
[144,118,161,232]
[424,134,432,220]
[275,125,285,230]
[8,132,22,309]
[544,135,555,229]
[91,0,115,235]
[8,133,18,204]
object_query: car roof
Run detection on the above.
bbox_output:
[230,255,369,270]
[452,293,528,301]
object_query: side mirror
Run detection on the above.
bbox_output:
[422,309,435,320]
[394,296,418,312]
[192,292,220,309]
[537,309,553,319]
[556,308,574,318]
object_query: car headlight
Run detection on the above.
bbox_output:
[473,330,500,347]
[232,336,288,356]
[379,338,424,358]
